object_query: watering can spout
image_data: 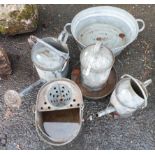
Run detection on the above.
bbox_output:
[143,79,152,88]
[96,106,116,118]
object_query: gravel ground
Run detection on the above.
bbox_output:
[0,4,155,150]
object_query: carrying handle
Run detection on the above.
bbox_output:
[58,23,72,44]
[85,41,103,76]
[136,19,145,32]
[121,74,151,108]
[143,79,152,88]
[94,41,103,54]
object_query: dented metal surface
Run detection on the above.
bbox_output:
[97,74,152,118]
[35,78,84,146]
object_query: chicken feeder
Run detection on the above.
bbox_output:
[80,41,115,91]
[30,36,70,81]
[71,41,117,99]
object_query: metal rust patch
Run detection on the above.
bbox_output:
[119,33,125,39]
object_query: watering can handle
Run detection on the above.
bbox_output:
[58,23,72,44]
[136,19,145,32]
[121,74,151,109]
[143,79,152,88]
[121,74,134,79]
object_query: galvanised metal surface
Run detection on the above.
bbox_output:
[0,4,154,150]
[97,74,152,118]
[80,41,115,91]
[35,78,84,146]
[60,6,145,56]
[31,36,69,81]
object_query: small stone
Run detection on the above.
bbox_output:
[4,108,14,120]
[16,144,21,150]
[1,139,7,146]
[89,115,93,121]
[0,134,7,146]
[0,134,6,139]
[113,112,120,119]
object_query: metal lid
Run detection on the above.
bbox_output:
[36,78,84,112]
[80,41,114,73]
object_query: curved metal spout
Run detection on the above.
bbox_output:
[96,106,116,118]
[143,79,152,88]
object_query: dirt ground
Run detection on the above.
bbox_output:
[0,4,155,150]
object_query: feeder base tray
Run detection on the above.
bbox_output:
[71,67,117,100]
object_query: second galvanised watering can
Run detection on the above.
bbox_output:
[97,74,152,118]
[29,36,70,82]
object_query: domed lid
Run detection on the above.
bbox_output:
[80,41,114,73]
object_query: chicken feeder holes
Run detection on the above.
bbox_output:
[47,84,72,107]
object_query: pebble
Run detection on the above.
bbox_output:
[0,134,7,146]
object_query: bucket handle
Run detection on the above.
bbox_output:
[136,19,145,32]
[58,23,72,44]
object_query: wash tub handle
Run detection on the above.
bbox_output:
[58,23,72,44]
[136,19,145,32]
